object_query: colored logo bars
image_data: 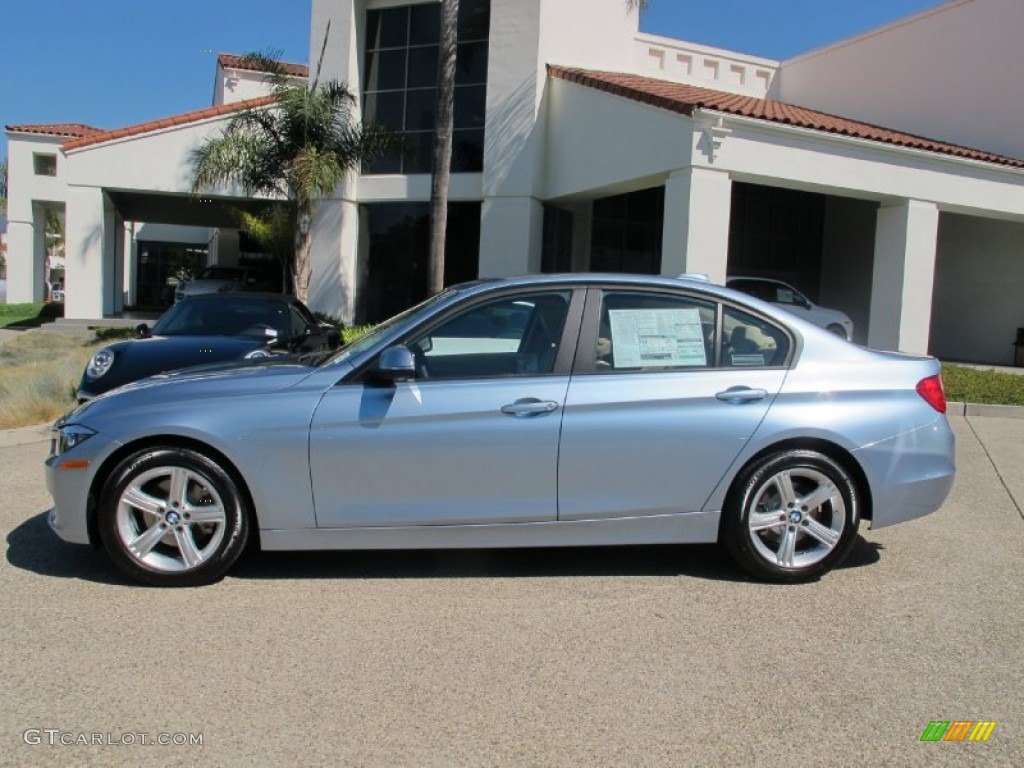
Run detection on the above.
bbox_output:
[920,721,997,742]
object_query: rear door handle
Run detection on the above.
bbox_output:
[500,399,559,416]
[715,387,768,404]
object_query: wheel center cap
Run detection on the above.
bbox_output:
[789,510,803,524]
[165,510,181,525]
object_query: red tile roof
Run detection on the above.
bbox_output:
[548,67,1024,169]
[63,96,276,151]
[6,123,104,139]
[218,53,309,79]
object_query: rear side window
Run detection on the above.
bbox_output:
[723,306,791,367]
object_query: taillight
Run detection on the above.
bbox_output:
[916,375,946,414]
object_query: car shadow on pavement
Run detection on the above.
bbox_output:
[6,511,136,587]
[8,511,881,586]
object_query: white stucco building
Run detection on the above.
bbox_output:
[5,0,1024,364]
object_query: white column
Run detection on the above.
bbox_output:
[478,197,543,277]
[123,222,137,307]
[65,186,114,319]
[660,167,732,283]
[308,197,354,322]
[5,215,46,303]
[868,200,940,353]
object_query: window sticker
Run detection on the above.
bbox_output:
[731,354,765,366]
[608,308,707,368]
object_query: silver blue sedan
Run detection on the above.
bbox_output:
[46,274,955,586]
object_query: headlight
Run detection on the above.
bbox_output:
[244,349,272,359]
[86,348,116,379]
[50,422,96,456]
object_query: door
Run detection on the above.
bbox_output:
[558,288,791,521]
[309,289,579,528]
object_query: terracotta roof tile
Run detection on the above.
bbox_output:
[5,123,104,138]
[63,96,276,151]
[548,67,1024,170]
[218,53,309,78]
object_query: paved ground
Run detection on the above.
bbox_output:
[1,415,1021,767]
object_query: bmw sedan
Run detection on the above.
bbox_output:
[47,274,955,587]
[78,293,340,400]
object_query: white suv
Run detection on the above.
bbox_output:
[726,276,854,341]
[175,267,272,303]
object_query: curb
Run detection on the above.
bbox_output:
[0,423,52,449]
[947,401,1024,420]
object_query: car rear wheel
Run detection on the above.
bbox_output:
[98,447,250,587]
[723,449,859,583]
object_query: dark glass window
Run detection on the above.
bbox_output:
[361,202,482,323]
[33,154,57,176]
[364,0,490,175]
[727,182,826,300]
[542,206,574,273]
[590,186,665,274]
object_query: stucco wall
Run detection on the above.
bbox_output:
[778,0,1024,160]
[930,213,1024,365]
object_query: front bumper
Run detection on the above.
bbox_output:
[45,432,122,545]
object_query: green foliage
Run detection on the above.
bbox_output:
[0,302,62,329]
[942,364,1024,407]
[92,327,137,341]
[342,324,376,345]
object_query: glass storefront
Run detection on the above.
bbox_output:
[363,0,490,174]
[135,242,208,308]
[361,202,481,323]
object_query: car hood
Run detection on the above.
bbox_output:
[73,359,331,422]
[80,335,270,396]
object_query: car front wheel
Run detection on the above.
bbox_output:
[722,449,860,583]
[98,447,250,587]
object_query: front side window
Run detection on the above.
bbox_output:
[363,0,490,174]
[593,291,716,372]
[407,291,571,379]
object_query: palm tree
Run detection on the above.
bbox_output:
[427,0,460,296]
[625,0,648,11]
[0,158,8,215]
[192,42,391,303]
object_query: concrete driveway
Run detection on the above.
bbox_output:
[1,415,1021,767]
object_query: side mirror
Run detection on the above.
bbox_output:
[135,323,151,339]
[372,346,416,382]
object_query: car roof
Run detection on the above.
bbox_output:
[450,273,751,303]
[176,292,300,304]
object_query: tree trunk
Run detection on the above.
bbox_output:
[428,0,459,296]
[293,205,313,303]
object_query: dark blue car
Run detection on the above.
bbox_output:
[78,293,340,400]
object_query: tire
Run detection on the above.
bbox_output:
[722,449,860,583]
[97,447,250,587]
[826,324,848,340]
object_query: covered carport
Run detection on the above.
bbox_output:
[542,67,1024,360]
[59,98,287,320]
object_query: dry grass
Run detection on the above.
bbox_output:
[0,333,103,428]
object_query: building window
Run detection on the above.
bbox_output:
[363,0,490,174]
[727,182,826,299]
[590,186,665,274]
[542,205,574,273]
[33,154,58,176]
[360,201,481,322]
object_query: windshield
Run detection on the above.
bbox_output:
[322,290,456,367]
[152,297,292,337]
[196,267,245,281]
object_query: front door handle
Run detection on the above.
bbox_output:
[715,387,768,404]
[500,399,559,416]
